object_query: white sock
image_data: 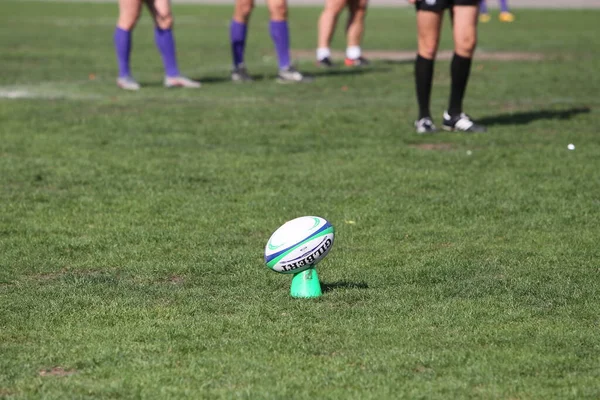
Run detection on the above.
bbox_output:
[346,46,361,60]
[316,47,331,61]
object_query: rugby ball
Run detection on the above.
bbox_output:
[265,216,335,274]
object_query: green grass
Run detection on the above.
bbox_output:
[1,2,600,399]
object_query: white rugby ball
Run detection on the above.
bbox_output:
[265,216,335,274]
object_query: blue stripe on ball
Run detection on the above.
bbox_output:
[264,221,331,264]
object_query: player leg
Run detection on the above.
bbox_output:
[115,0,142,90]
[267,0,311,83]
[146,0,201,88]
[413,6,443,133]
[231,0,254,81]
[344,0,369,66]
[316,0,346,67]
[443,3,485,132]
[267,0,290,70]
[498,0,515,22]
[479,0,490,23]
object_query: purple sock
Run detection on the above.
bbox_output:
[230,20,247,67]
[269,20,290,69]
[114,27,132,78]
[498,0,509,12]
[480,0,488,14]
[154,27,180,77]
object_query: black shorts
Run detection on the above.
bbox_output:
[416,0,480,12]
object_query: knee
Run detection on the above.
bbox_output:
[117,12,140,30]
[419,48,437,60]
[242,2,254,18]
[455,35,477,57]
[348,0,367,15]
[236,0,254,21]
[269,3,288,20]
[351,1,368,14]
[155,12,173,29]
[418,39,439,59]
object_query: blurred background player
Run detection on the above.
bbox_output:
[409,0,486,133]
[479,0,515,23]
[316,0,370,67]
[229,0,310,83]
[114,0,200,90]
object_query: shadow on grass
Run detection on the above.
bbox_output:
[321,281,369,293]
[310,66,390,78]
[140,68,387,86]
[137,81,166,88]
[194,75,236,84]
[138,75,249,87]
[380,59,414,66]
[196,75,272,84]
[479,107,591,126]
[246,68,385,82]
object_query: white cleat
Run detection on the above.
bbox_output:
[164,76,201,88]
[414,117,438,134]
[442,111,487,133]
[276,66,313,84]
[117,76,141,91]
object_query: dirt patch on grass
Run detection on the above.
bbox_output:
[293,49,544,62]
[30,269,69,281]
[39,367,77,377]
[0,388,15,397]
[168,275,185,285]
[414,364,435,375]
[411,143,455,151]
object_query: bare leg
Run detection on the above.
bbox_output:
[117,0,142,30]
[345,0,368,48]
[317,0,346,61]
[233,0,254,24]
[417,9,443,60]
[452,5,478,58]
[267,0,288,21]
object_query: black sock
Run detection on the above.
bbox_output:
[415,54,434,119]
[448,53,472,117]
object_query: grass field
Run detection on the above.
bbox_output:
[1,1,600,399]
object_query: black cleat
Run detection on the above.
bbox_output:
[231,64,254,83]
[317,57,335,68]
[442,111,487,132]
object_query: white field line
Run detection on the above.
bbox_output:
[0,85,101,100]
[0,90,35,99]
